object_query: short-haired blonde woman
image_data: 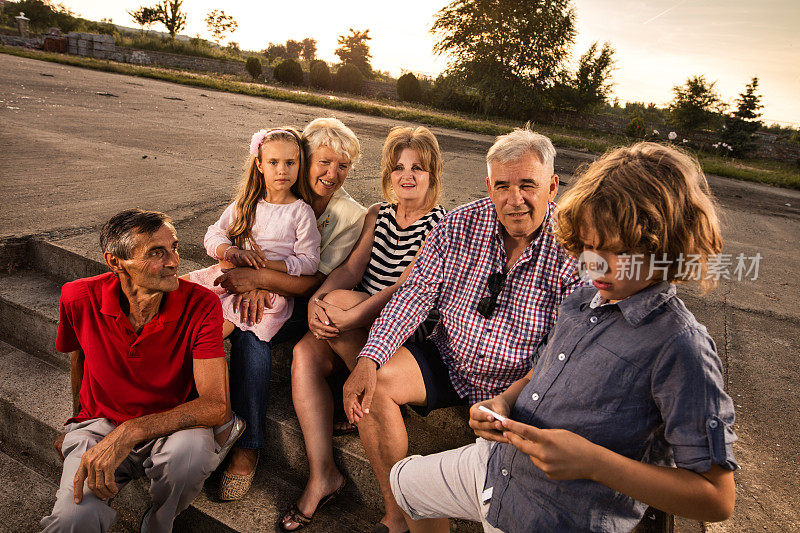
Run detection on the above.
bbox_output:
[281,126,446,531]
[215,118,367,501]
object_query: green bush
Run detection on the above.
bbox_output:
[273,58,304,85]
[309,60,332,89]
[397,73,422,102]
[334,64,363,94]
[626,117,646,138]
[245,57,262,80]
[427,75,481,114]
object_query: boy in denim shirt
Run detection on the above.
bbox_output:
[390,142,737,532]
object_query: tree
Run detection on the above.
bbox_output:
[301,38,317,62]
[128,6,160,34]
[431,0,576,115]
[264,43,287,63]
[570,41,615,111]
[156,0,186,39]
[721,76,763,157]
[285,39,302,60]
[335,28,373,78]
[205,9,237,45]
[669,75,725,131]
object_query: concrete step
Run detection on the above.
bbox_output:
[0,449,60,533]
[0,340,374,532]
[0,268,65,369]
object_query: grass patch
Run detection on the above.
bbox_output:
[3,45,798,190]
[114,34,244,63]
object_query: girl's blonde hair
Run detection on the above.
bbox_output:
[380,126,442,211]
[229,127,308,249]
[556,142,723,290]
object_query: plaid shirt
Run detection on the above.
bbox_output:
[359,198,579,403]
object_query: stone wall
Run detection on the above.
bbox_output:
[125,48,245,76]
[0,34,43,47]
[66,32,120,60]
[61,32,246,75]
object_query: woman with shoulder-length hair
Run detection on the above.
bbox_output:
[281,125,446,531]
[216,117,367,501]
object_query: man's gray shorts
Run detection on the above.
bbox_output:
[390,438,503,532]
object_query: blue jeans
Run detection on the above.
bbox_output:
[228,298,309,449]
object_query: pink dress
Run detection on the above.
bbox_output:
[189,199,320,342]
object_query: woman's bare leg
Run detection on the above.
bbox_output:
[288,332,348,523]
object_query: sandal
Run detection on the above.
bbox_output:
[332,419,357,436]
[279,480,347,531]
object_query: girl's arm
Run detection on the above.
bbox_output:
[500,419,735,522]
[283,205,322,276]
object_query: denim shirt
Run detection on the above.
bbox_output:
[484,282,738,532]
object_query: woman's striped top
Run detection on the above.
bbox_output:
[357,203,446,295]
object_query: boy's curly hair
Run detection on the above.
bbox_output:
[556,142,723,291]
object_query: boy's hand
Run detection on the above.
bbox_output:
[501,418,600,481]
[227,247,268,269]
[469,397,512,443]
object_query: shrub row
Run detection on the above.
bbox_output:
[272,58,363,94]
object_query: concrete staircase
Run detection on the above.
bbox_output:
[0,236,479,532]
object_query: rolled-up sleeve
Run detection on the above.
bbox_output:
[359,220,446,367]
[651,326,738,472]
[284,206,321,276]
[203,202,237,259]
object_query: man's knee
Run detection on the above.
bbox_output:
[41,489,116,533]
[148,429,216,488]
[390,455,425,520]
[374,349,426,406]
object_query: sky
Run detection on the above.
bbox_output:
[57,0,800,126]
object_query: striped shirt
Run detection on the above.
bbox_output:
[359,198,580,403]
[357,203,447,295]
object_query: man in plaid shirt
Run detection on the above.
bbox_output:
[341,127,579,533]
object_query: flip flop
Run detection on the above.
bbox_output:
[332,419,357,436]
[279,480,347,531]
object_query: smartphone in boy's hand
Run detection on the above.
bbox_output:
[478,405,508,422]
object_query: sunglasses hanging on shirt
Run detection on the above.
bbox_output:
[477,271,507,319]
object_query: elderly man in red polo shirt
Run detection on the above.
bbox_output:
[40,209,243,533]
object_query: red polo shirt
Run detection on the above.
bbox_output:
[56,272,224,425]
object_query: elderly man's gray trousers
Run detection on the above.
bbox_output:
[40,418,220,533]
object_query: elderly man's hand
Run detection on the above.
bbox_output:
[213,267,257,294]
[72,428,135,503]
[343,357,378,424]
[54,432,66,461]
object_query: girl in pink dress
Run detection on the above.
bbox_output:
[189,128,320,342]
